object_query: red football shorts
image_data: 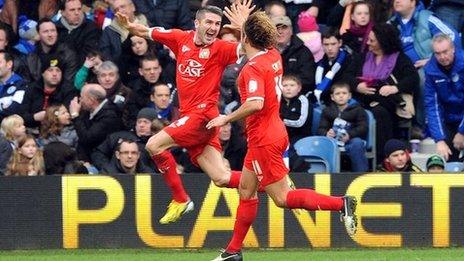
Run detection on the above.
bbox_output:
[164,106,221,166]
[244,136,289,187]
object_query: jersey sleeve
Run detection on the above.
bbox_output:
[217,40,239,66]
[242,65,266,102]
[149,28,186,53]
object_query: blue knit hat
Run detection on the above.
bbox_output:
[18,15,38,41]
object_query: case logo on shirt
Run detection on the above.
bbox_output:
[178,59,204,77]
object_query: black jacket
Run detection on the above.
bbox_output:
[91,130,155,171]
[20,81,77,128]
[102,159,153,174]
[25,42,79,84]
[73,100,124,161]
[133,0,193,30]
[345,52,419,110]
[280,95,312,144]
[281,35,315,95]
[317,101,368,140]
[56,17,101,63]
[0,134,12,175]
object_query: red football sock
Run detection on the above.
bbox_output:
[151,151,189,203]
[227,171,241,188]
[286,189,343,211]
[226,198,258,253]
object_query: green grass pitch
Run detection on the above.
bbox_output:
[0,248,463,261]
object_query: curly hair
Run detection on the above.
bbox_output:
[244,11,278,50]
[40,105,65,139]
[371,23,403,55]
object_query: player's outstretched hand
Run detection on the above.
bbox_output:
[115,12,149,38]
[206,115,228,129]
[224,0,256,31]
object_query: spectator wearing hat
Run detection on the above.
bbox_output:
[296,11,323,63]
[102,138,152,174]
[69,83,123,161]
[56,0,101,64]
[272,15,315,97]
[20,55,77,130]
[378,138,422,172]
[0,50,28,123]
[14,15,39,55]
[91,107,158,171]
[426,154,445,173]
[25,18,79,84]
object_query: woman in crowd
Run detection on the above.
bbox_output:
[341,1,374,55]
[346,23,419,162]
[6,134,45,176]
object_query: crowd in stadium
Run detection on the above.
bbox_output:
[0,0,462,176]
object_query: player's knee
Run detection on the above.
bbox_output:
[270,195,287,208]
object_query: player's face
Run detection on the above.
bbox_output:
[351,4,370,27]
[116,142,140,170]
[195,12,222,46]
[276,25,292,46]
[322,36,342,60]
[282,79,301,99]
[135,118,152,137]
[150,84,170,109]
[387,150,408,170]
[139,60,161,83]
[331,87,351,106]
[433,40,455,68]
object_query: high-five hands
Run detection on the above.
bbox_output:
[223,0,256,31]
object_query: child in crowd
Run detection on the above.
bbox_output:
[296,11,323,62]
[378,139,422,172]
[280,75,312,172]
[6,134,45,176]
[39,105,78,149]
[341,1,374,54]
[0,114,26,148]
[426,155,445,173]
[318,82,369,172]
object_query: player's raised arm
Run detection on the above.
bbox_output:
[223,0,256,31]
[115,12,150,39]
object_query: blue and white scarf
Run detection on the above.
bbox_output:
[314,48,347,104]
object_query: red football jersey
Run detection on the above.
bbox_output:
[150,28,238,113]
[237,48,288,147]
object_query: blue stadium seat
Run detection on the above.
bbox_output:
[311,106,322,135]
[294,136,340,173]
[365,109,376,170]
[445,162,464,172]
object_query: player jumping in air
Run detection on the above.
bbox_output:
[116,1,255,224]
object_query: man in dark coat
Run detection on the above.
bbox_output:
[132,0,193,30]
[55,0,101,63]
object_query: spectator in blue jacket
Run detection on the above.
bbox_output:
[424,34,464,161]
[0,50,27,123]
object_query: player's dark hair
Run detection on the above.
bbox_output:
[196,5,223,20]
[244,11,277,50]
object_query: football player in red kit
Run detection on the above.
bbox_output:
[207,11,358,261]
[116,1,254,224]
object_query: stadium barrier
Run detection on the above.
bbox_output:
[0,173,463,249]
